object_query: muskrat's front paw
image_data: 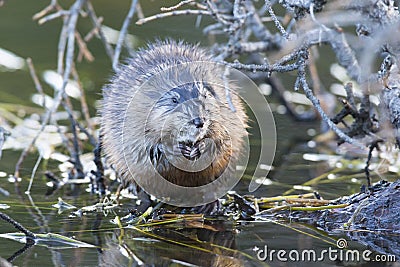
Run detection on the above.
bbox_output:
[187,200,221,215]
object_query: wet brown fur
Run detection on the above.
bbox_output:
[100,40,248,188]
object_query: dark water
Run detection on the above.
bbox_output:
[0,1,397,266]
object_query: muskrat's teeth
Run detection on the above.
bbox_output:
[198,141,206,152]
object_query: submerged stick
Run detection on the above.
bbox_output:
[0,211,36,241]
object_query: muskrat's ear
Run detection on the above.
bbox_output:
[202,82,217,97]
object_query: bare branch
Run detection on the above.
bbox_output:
[38,10,69,25]
[0,211,35,240]
[85,1,114,62]
[32,0,59,21]
[26,58,46,107]
[267,5,290,39]
[298,59,364,148]
[161,0,206,12]
[71,68,95,135]
[113,0,138,71]
[75,30,94,62]
[136,10,212,25]
[14,0,86,178]
[83,16,103,42]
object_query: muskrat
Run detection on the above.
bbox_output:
[100,40,248,203]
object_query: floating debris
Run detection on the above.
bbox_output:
[0,48,25,71]
[0,232,96,249]
[2,116,64,159]
[0,204,9,209]
[52,198,77,214]
[42,70,81,99]
[0,127,10,159]
[101,25,138,48]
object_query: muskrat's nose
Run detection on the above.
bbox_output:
[192,117,204,128]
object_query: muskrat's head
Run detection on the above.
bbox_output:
[147,80,222,162]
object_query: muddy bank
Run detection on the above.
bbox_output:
[267,179,400,258]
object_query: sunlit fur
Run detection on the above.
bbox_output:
[101,40,248,187]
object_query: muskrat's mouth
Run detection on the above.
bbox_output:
[178,141,205,161]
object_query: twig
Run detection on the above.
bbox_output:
[71,68,95,134]
[225,0,246,58]
[287,28,361,82]
[92,138,105,195]
[136,10,212,25]
[228,60,299,73]
[297,58,365,149]
[206,0,231,26]
[14,0,85,179]
[32,0,59,21]
[258,192,315,203]
[309,2,330,31]
[233,0,242,18]
[53,119,75,162]
[344,82,356,109]
[112,0,138,71]
[38,10,69,25]
[243,1,278,43]
[63,102,85,179]
[331,98,358,125]
[328,30,361,82]
[268,75,317,121]
[203,22,223,34]
[83,16,103,42]
[344,198,368,229]
[267,4,289,39]
[26,154,43,194]
[7,241,35,263]
[26,58,46,108]
[85,1,114,62]
[302,81,363,148]
[0,211,36,240]
[288,203,349,211]
[76,122,97,147]
[161,0,206,12]
[62,0,85,81]
[285,198,331,205]
[135,1,144,19]
[307,48,321,94]
[365,139,383,188]
[57,17,68,74]
[75,30,94,62]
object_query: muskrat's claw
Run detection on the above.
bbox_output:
[178,142,201,160]
[189,146,200,159]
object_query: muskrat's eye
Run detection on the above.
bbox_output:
[205,90,213,99]
[202,84,215,99]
